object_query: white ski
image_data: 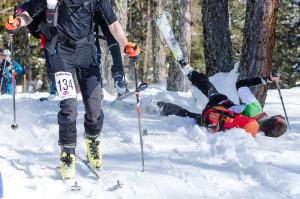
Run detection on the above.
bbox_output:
[76,154,123,191]
[157,12,204,108]
[156,12,193,76]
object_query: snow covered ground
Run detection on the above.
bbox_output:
[0,70,300,199]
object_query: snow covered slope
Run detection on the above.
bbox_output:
[0,73,300,199]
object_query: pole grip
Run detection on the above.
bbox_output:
[8,15,14,24]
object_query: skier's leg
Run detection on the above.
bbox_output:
[77,45,103,169]
[51,46,78,179]
[60,143,76,179]
[58,98,78,145]
[188,71,234,108]
[157,101,201,119]
[51,47,78,146]
[188,71,218,98]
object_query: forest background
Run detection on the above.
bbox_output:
[0,0,299,105]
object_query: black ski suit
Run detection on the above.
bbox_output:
[24,0,118,145]
[158,71,232,120]
[158,71,267,125]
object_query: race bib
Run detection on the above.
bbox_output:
[55,72,76,100]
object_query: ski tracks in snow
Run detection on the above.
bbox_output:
[1,88,300,198]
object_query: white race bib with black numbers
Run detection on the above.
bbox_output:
[55,72,76,99]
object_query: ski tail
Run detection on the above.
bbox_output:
[156,12,193,76]
[156,12,184,62]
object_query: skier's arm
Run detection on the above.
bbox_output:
[235,78,267,104]
[96,0,118,26]
[157,101,201,119]
[99,20,120,50]
[236,77,268,90]
[97,0,140,60]
[235,78,264,117]
[108,22,128,50]
[13,61,24,75]
[4,0,46,30]
[99,21,124,67]
[96,0,126,46]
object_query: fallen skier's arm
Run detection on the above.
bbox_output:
[157,101,201,119]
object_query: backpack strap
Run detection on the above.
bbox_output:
[202,106,238,131]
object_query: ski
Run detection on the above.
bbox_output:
[112,82,148,102]
[39,95,56,101]
[76,155,101,179]
[76,154,123,191]
[114,90,136,101]
[111,82,148,110]
[157,12,201,106]
[40,97,51,101]
[156,12,193,76]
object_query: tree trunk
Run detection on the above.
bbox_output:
[202,0,233,76]
[152,0,165,83]
[239,0,279,106]
[166,0,191,92]
[152,19,165,83]
[143,0,151,82]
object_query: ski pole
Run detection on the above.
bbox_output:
[7,15,18,130]
[133,60,145,172]
[276,82,291,130]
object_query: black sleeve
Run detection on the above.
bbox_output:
[188,71,219,98]
[236,77,268,90]
[96,0,118,25]
[98,17,118,46]
[22,0,47,19]
[157,101,201,119]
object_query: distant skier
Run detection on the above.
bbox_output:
[155,70,287,138]
[0,49,24,95]
[0,48,9,94]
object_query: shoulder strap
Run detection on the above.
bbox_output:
[203,106,239,130]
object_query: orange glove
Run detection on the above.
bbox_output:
[124,42,141,61]
[4,16,21,33]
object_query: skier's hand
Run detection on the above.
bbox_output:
[268,74,280,85]
[124,42,141,62]
[4,16,21,33]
